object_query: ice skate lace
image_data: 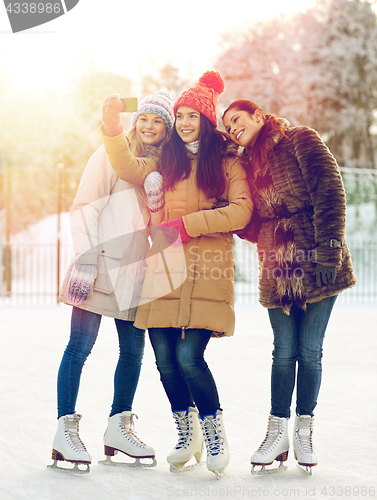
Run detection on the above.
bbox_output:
[257,416,283,455]
[173,411,192,450]
[202,416,224,456]
[64,414,88,452]
[295,418,314,454]
[120,413,148,449]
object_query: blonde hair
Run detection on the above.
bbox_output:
[126,118,171,157]
[126,124,146,157]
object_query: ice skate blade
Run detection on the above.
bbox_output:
[214,470,225,480]
[251,462,287,475]
[296,464,313,476]
[47,460,90,474]
[98,456,157,468]
[169,461,204,473]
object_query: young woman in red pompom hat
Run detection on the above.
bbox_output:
[102,71,253,479]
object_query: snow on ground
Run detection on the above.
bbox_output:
[0,303,376,500]
[10,213,72,244]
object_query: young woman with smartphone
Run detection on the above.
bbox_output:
[49,91,174,473]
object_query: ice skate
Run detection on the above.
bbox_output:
[250,415,289,475]
[98,411,156,468]
[200,410,229,480]
[48,413,91,474]
[293,414,317,475]
[167,406,204,473]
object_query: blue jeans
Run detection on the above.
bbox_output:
[57,307,145,418]
[268,295,337,418]
[148,328,220,416]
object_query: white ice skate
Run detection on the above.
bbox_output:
[293,414,317,475]
[98,411,156,468]
[167,407,204,473]
[48,413,92,474]
[250,415,289,475]
[200,410,230,480]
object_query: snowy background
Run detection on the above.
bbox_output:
[0,302,376,500]
[1,0,377,496]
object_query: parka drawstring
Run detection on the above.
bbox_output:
[181,327,185,340]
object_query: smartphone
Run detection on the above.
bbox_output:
[120,97,138,112]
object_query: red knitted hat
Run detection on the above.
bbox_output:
[173,71,225,127]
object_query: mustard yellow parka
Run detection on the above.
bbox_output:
[103,132,253,337]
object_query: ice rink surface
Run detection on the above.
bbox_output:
[0,302,376,500]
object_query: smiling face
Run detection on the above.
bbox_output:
[135,113,167,146]
[175,106,201,143]
[223,108,264,147]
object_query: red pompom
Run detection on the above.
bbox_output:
[198,71,225,95]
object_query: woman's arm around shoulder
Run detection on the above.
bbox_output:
[183,157,253,237]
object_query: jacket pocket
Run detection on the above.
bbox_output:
[93,255,121,295]
[100,237,129,260]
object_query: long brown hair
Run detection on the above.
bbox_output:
[222,100,288,170]
[157,114,227,199]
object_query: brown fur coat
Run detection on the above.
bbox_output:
[238,125,356,313]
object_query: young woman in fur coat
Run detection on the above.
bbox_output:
[50,91,174,473]
[223,100,356,475]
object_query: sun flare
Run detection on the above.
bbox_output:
[1,0,317,95]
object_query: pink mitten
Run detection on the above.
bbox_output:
[160,218,191,245]
[144,172,164,213]
[67,264,97,305]
[101,95,124,136]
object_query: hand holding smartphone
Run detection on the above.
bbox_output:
[120,98,138,112]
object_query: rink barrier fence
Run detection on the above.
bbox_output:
[0,238,375,306]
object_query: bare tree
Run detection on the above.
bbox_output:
[216,0,377,170]
[140,63,191,101]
